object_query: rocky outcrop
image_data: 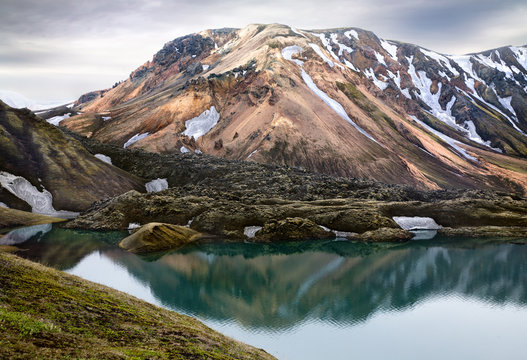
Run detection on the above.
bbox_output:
[119,222,209,254]
[253,217,335,242]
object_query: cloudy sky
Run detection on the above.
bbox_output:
[1,0,526,102]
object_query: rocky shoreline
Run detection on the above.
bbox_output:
[57,130,527,250]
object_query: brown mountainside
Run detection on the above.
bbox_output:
[62,24,527,193]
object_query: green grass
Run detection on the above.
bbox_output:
[0,252,275,360]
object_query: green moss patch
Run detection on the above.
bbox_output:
[0,252,275,360]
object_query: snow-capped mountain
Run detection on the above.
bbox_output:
[62,24,527,193]
[0,90,73,111]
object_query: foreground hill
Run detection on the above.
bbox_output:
[63,24,527,192]
[0,252,275,359]
[0,101,144,214]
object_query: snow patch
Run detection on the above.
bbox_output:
[312,33,339,61]
[510,46,527,70]
[281,45,305,65]
[364,68,388,90]
[46,113,71,126]
[194,149,202,154]
[420,49,459,76]
[180,146,190,153]
[94,154,112,164]
[344,60,359,72]
[406,56,492,146]
[0,171,79,218]
[393,216,442,230]
[123,133,150,148]
[290,26,306,38]
[319,225,354,238]
[282,45,378,144]
[202,64,209,71]
[182,106,220,140]
[309,43,334,67]
[380,40,398,60]
[387,70,411,99]
[247,149,258,158]
[496,94,517,119]
[410,116,477,161]
[0,202,8,208]
[344,30,359,41]
[449,55,482,83]
[145,178,168,193]
[374,51,386,66]
[301,68,378,143]
[244,226,262,238]
[102,116,111,121]
[330,33,353,56]
[128,223,141,230]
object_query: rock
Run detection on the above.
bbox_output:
[350,227,414,242]
[253,217,335,242]
[119,222,208,254]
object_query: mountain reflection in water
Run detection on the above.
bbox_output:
[15,227,527,333]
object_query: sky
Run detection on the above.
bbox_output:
[1,0,526,102]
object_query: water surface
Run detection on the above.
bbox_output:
[7,225,527,360]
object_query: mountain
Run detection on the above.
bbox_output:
[62,24,527,193]
[0,101,144,215]
[0,90,73,111]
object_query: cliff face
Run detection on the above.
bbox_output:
[64,24,527,193]
[0,101,144,213]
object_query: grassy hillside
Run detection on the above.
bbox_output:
[0,252,275,360]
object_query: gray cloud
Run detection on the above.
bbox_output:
[1,0,525,101]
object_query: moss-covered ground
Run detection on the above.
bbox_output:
[0,252,275,360]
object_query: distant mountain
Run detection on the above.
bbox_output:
[0,101,144,215]
[63,24,527,193]
[0,90,72,111]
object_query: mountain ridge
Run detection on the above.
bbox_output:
[54,24,527,193]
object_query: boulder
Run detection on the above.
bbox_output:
[119,222,208,254]
[350,227,414,242]
[254,217,335,242]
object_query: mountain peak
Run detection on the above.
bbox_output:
[62,24,527,193]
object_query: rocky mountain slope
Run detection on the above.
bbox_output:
[60,24,527,193]
[0,101,144,215]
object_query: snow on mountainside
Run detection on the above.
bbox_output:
[60,24,527,193]
[0,90,73,111]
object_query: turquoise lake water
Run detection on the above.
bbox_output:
[3,224,527,360]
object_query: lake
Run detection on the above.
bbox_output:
[3,224,527,359]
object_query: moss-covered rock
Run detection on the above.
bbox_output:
[350,227,414,242]
[253,217,335,242]
[119,222,209,253]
